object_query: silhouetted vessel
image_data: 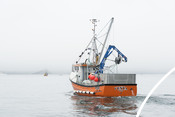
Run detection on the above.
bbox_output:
[44,72,48,76]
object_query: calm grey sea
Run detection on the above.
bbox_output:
[0,74,175,117]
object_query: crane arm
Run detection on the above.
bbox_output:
[98,45,127,73]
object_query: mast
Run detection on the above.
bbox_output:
[90,19,99,65]
[98,17,114,63]
[76,18,114,65]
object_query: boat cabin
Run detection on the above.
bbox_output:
[71,64,136,86]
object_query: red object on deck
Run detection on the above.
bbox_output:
[91,75,95,80]
[88,74,95,80]
[88,75,91,79]
[94,77,99,82]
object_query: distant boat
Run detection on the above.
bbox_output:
[44,72,48,76]
[69,18,137,97]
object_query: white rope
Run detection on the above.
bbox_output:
[97,33,107,39]
[96,39,116,58]
[136,67,175,117]
[96,39,103,46]
[76,37,93,63]
[97,19,112,36]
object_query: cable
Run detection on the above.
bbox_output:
[97,33,107,39]
[97,18,112,37]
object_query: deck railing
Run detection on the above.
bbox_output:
[81,73,136,86]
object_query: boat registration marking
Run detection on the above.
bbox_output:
[114,86,127,92]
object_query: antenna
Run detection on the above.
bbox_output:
[90,19,99,35]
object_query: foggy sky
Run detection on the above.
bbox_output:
[0,0,175,74]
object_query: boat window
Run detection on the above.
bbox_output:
[75,66,79,70]
[72,66,79,72]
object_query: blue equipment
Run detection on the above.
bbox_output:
[98,45,127,73]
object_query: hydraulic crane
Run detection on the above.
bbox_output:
[98,45,127,73]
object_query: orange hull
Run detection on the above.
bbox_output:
[71,81,137,97]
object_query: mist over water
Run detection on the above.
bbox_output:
[1,0,175,75]
[0,74,175,117]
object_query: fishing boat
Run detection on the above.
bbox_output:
[44,72,48,76]
[69,18,137,97]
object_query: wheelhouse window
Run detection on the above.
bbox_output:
[72,66,79,72]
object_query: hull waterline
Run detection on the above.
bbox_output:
[71,80,137,97]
